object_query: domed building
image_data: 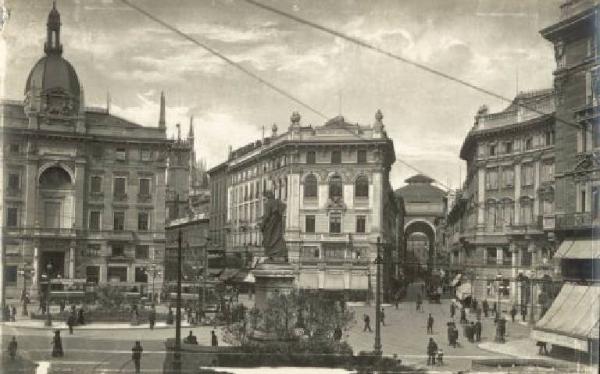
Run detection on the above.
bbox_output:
[1,3,193,303]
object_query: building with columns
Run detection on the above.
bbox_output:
[208,111,403,301]
[0,3,187,303]
[444,89,559,316]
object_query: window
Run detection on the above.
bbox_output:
[331,149,341,164]
[141,149,151,161]
[356,216,366,233]
[489,144,496,156]
[520,198,533,224]
[7,173,19,190]
[323,244,346,258]
[9,144,19,154]
[111,244,125,257]
[135,245,149,259]
[5,266,17,284]
[541,161,554,182]
[89,211,101,230]
[7,207,18,227]
[107,267,127,282]
[502,248,512,266]
[113,177,126,196]
[91,176,102,193]
[521,163,534,186]
[301,246,319,259]
[139,178,150,196]
[580,189,587,212]
[138,212,149,231]
[593,122,600,149]
[521,251,532,267]
[113,211,125,231]
[329,175,343,199]
[86,244,101,256]
[355,176,369,198]
[485,168,498,190]
[329,215,342,233]
[135,267,148,283]
[545,130,555,146]
[357,150,367,163]
[116,148,126,161]
[486,201,496,229]
[525,138,533,151]
[306,151,316,164]
[304,174,318,198]
[501,199,514,225]
[486,248,497,265]
[502,167,514,188]
[504,141,513,154]
[86,266,100,284]
[305,215,315,233]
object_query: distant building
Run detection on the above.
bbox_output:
[0,3,182,302]
[208,111,403,301]
[444,89,557,316]
[533,0,599,362]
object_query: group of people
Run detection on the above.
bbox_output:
[65,304,86,334]
[362,308,387,332]
[3,304,17,322]
[183,330,219,346]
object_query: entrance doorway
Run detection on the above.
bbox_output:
[40,251,65,280]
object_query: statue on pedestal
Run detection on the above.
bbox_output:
[260,191,288,263]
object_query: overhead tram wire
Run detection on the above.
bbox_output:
[243,0,581,131]
[118,0,328,120]
[118,0,453,191]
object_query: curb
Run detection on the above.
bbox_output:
[2,322,196,331]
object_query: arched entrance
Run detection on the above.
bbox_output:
[404,219,436,275]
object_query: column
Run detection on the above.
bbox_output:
[69,247,75,279]
[24,161,38,228]
[528,241,537,321]
[533,160,541,217]
[514,164,521,225]
[477,168,486,228]
[32,247,39,287]
[511,243,519,304]
[74,161,86,230]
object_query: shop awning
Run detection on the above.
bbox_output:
[230,269,255,283]
[554,239,600,259]
[532,283,600,351]
[451,274,462,286]
[219,268,240,282]
[455,282,472,300]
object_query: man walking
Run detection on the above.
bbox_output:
[510,305,517,322]
[474,320,482,342]
[363,314,372,332]
[416,293,423,312]
[211,330,218,346]
[427,338,438,365]
[427,313,434,334]
[8,336,17,360]
[482,299,489,318]
[380,308,386,326]
[521,305,527,322]
[131,341,143,374]
[450,302,455,318]
[460,307,467,324]
[149,306,156,330]
[67,313,75,335]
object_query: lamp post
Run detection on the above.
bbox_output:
[18,263,33,316]
[44,262,53,327]
[494,272,503,343]
[374,236,383,356]
[144,264,161,305]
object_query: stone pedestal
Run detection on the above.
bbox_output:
[252,262,295,312]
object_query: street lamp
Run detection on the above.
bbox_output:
[40,273,52,327]
[18,263,34,316]
[144,264,162,304]
[374,236,383,356]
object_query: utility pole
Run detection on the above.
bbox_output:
[374,236,383,356]
[173,229,182,373]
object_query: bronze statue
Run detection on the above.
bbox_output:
[260,190,287,262]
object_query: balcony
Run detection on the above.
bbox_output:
[542,215,555,231]
[113,194,128,203]
[4,226,78,238]
[137,194,152,204]
[556,212,600,230]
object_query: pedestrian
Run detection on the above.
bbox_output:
[363,314,372,332]
[149,306,156,330]
[184,330,198,344]
[427,313,434,334]
[51,330,64,357]
[333,326,342,341]
[450,302,456,318]
[22,294,29,316]
[77,307,85,325]
[536,341,549,355]
[472,298,478,313]
[67,313,75,335]
[211,330,218,346]
[8,336,17,360]
[482,299,489,318]
[131,341,143,374]
[394,292,400,310]
[510,305,517,322]
[380,308,385,326]
[452,325,460,347]
[492,302,497,316]
[59,300,65,313]
[416,293,422,312]
[166,307,174,325]
[427,337,438,365]
[460,307,467,324]
[436,348,444,366]
[521,305,527,322]
[10,305,17,322]
[474,320,482,342]
[447,323,455,347]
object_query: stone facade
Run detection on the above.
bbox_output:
[208,111,403,301]
[444,90,558,318]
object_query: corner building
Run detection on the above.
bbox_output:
[209,111,402,300]
[1,4,175,302]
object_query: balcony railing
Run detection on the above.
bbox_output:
[3,227,78,237]
[556,212,600,230]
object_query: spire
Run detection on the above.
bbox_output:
[44,1,63,55]
[158,91,165,129]
[188,115,194,139]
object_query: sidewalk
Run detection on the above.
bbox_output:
[3,320,191,330]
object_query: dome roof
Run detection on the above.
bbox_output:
[25,54,80,98]
[395,174,446,203]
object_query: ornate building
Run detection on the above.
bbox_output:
[444,89,558,316]
[0,3,187,303]
[208,111,403,300]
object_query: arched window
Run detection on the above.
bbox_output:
[329,174,343,199]
[503,199,514,225]
[304,174,317,198]
[39,167,72,189]
[355,175,369,198]
[520,197,533,224]
[486,200,496,229]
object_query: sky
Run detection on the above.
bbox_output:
[1,0,562,190]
